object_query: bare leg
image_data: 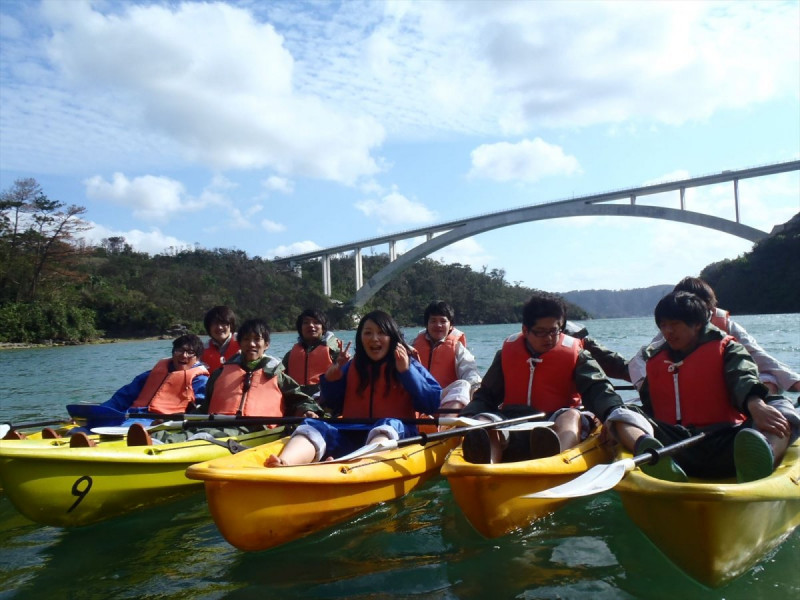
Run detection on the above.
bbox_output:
[553,409,581,450]
[610,421,644,452]
[764,432,791,467]
[266,435,317,467]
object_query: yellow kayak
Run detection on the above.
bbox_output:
[0,428,284,527]
[185,435,460,551]
[615,438,800,587]
[441,428,611,538]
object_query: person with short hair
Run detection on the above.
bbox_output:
[411,301,481,413]
[460,292,627,464]
[201,305,240,372]
[69,334,210,447]
[204,318,320,418]
[612,291,800,483]
[628,277,800,393]
[282,308,341,397]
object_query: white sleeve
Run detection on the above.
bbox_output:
[729,319,800,391]
[454,342,482,387]
[628,332,664,390]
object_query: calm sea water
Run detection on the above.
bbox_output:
[1,315,798,599]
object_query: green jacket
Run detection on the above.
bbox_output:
[462,341,624,421]
[203,354,322,416]
[639,323,769,417]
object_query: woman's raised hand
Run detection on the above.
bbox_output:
[394,344,410,373]
[325,341,352,381]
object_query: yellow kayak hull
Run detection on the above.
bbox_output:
[441,429,610,538]
[0,428,284,527]
[185,436,459,551]
[616,439,800,587]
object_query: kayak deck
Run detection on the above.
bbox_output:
[615,439,800,587]
[0,428,284,527]
[442,429,611,538]
[186,436,459,551]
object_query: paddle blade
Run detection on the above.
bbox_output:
[0,424,9,438]
[524,458,636,499]
[331,439,400,462]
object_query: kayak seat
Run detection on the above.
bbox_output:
[127,423,153,447]
[69,432,97,448]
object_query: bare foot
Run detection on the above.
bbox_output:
[323,455,334,462]
[265,454,286,467]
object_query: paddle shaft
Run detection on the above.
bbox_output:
[135,415,464,429]
[396,412,546,448]
[4,418,74,430]
[632,431,707,467]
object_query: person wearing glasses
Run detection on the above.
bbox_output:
[459,292,627,464]
[69,334,210,447]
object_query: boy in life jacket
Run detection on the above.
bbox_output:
[628,277,800,394]
[201,305,240,372]
[69,334,209,447]
[460,292,629,464]
[282,308,341,397]
[612,291,800,483]
[266,310,441,466]
[411,301,481,414]
[203,318,321,419]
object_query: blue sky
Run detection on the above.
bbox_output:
[1,0,798,294]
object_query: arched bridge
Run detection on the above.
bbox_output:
[271,160,799,308]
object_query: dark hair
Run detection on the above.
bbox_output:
[673,277,718,310]
[172,334,205,358]
[295,308,329,336]
[203,306,237,334]
[423,301,455,324]
[237,318,271,343]
[521,292,566,328]
[353,310,411,396]
[654,291,709,328]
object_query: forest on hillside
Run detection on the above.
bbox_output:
[0,178,586,343]
[3,178,795,344]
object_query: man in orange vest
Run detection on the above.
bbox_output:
[69,334,209,447]
[460,292,626,464]
[612,291,799,483]
[282,309,341,397]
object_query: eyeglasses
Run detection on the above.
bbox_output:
[528,328,562,338]
[173,348,197,357]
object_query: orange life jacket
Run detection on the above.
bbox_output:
[500,333,581,413]
[131,359,209,414]
[341,362,416,419]
[646,336,745,427]
[201,337,240,372]
[286,342,333,386]
[208,363,284,416]
[412,332,460,387]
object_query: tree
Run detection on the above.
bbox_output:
[0,178,89,302]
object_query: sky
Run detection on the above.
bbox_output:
[1,0,798,295]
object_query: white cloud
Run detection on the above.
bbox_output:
[468,138,581,182]
[432,237,493,268]
[355,190,436,226]
[267,240,323,259]
[84,173,188,222]
[80,221,192,255]
[263,176,294,194]
[37,1,384,183]
[261,219,286,233]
